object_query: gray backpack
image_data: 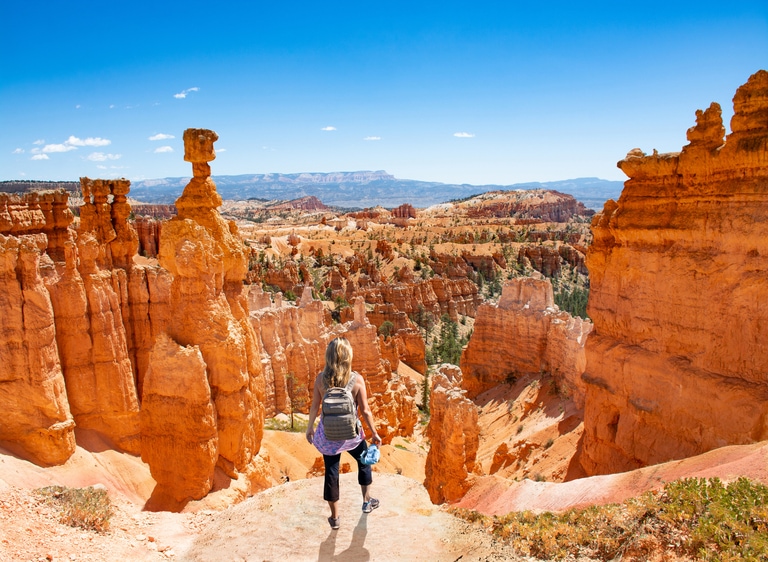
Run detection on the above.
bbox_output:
[322,372,359,441]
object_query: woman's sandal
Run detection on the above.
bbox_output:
[328,516,340,530]
[362,498,380,513]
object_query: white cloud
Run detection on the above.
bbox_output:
[66,136,111,147]
[453,132,475,138]
[33,139,45,145]
[217,148,227,152]
[96,165,107,170]
[148,133,175,141]
[321,126,337,131]
[42,143,78,153]
[12,148,24,154]
[363,136,381,141]
[154,146,174,153]
[87,152,121,162]
[31,154,49,160]
[174,87,199,99]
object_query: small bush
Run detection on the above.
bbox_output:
[451,477,768,561]
[36,486,112,532]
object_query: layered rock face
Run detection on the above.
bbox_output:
[0,185,165,461]
[0,232,75,466]
[0,190,72,261]
[460,278,592,404]
[582,70,768,475]
[47,179,144,455]
[424,365,480,504]
[249,286,336,418]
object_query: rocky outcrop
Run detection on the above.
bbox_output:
[460,278,592,403]
[249,289,336,418]
[461,190,594,221]
[79,178,138,270]
[43,179,144,455]
[518,245,562,277]
[0,185,165,463]
[424,365,480,504]
[391,203,416,219]
[0,190,73,261]
[344,298,418,442]
[582,71,768,475]
[140,334,218,502]
[0,233,76,466]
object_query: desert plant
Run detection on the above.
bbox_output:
[451,477,768,561]
[421,370,431,415]
[378,320,395,339]
[284,371,307,429]
[35,486,112,532]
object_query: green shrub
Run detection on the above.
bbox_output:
[36,486,112,532]
[451,477,768,561]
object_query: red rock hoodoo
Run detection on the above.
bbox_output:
[424,365,480,504]
[144,129,265,499]
[582,70,768,475]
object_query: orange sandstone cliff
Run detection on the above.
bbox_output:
[460,278,592,404]
[582,70,768,475]
[0,230,76,466]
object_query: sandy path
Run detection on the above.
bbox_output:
[181,473,524,562]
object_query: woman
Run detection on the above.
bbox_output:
[306,337,382,530]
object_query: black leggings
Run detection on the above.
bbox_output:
[323,440,372,502]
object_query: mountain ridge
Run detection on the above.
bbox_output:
[128,172,621,210]
[0,172,623,210]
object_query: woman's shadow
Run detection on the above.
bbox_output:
[317,513,370,561]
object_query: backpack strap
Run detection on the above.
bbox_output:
[344,372,357,393]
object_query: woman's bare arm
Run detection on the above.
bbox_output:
[305,374,323,444]
[355,375,382,446]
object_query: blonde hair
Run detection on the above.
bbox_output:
[322,337,353,389]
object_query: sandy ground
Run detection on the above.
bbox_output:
[181,473,526,562]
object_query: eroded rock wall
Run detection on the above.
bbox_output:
[582,70,768,475]
[0,233,75,466]
[140,334,218,502]
[460,278,591,404]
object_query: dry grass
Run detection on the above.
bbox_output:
[35,485,112,533]
[451,477,768,561]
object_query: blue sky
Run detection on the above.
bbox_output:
[3,1,767,185]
